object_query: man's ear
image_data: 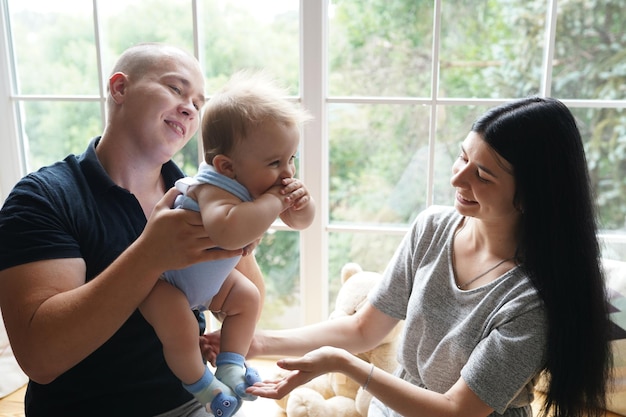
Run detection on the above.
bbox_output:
[109,72,128,104]
[212,155,235,178]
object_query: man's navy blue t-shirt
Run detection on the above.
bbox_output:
[0,137,194,416]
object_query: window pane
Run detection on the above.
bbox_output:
[432,104,493,206]
[328,0,434,97]
[439,1,545,98]
[601,238,626,261]
[571,107,626,232]
[328,231,405,311]
[200,0,300,94]
[20,101,101,171]
[99,0,195,75]
[552,2,626,99]
[329,103,430,225]
[8,0,98,95]
[173,135,201,176]
[254,230,302,329]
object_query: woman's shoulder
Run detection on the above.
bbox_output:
[405,205,461,247]
[421,204,457,218]
[415,205,460,230]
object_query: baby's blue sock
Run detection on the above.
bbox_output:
[183,367,240,417]
[215,352,262,401]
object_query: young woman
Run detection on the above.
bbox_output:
[237,97,611,417]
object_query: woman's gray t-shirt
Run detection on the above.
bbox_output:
[369,206,547,416]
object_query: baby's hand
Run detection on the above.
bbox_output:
[280,178,311,211]
[264,185,294,211]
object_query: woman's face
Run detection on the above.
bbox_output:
[450,132,519,224]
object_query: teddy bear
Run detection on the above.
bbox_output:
[274,263,403,417]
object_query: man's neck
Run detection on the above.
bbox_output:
[95,132,165,196]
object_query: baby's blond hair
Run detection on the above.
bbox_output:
[202,71,311,164]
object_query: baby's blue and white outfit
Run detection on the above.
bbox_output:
[161,163,261,417]
[162,162,252,311]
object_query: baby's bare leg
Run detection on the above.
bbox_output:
[141,280,239,416]
[209,269,262,399]
[139,280,204,384]
[209,269,260,354]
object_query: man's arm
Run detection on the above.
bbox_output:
[0,189,241,384]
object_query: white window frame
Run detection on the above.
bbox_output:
[1,0,625,325]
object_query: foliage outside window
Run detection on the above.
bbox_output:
[2,0,625,328]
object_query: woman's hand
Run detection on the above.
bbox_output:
[246,346,347,399]
[200,329,222,367]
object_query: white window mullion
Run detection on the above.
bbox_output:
[191,0,205,162]
[92,0,107,127]
[299,0,329,324]
[426,0,443,207]
[0,0,25,202]
[540,0,558,97]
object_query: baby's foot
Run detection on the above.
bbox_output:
[183,367,241,416]
[215,353,261,401]
[209,390,240,417]
[243,366,262,393]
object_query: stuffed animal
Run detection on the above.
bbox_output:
[274,263,403,417]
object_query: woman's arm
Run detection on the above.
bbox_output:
[249,302,399,358]
[201,301,398,362]
[248,346,494,417]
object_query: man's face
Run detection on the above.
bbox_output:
[120,51,205,164]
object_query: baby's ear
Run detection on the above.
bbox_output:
[212,155,235,178]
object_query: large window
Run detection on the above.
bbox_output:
[1,0,625,328]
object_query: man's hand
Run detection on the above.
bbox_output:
[140,187,243,272]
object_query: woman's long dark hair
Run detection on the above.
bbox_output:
[472,97,612,417]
